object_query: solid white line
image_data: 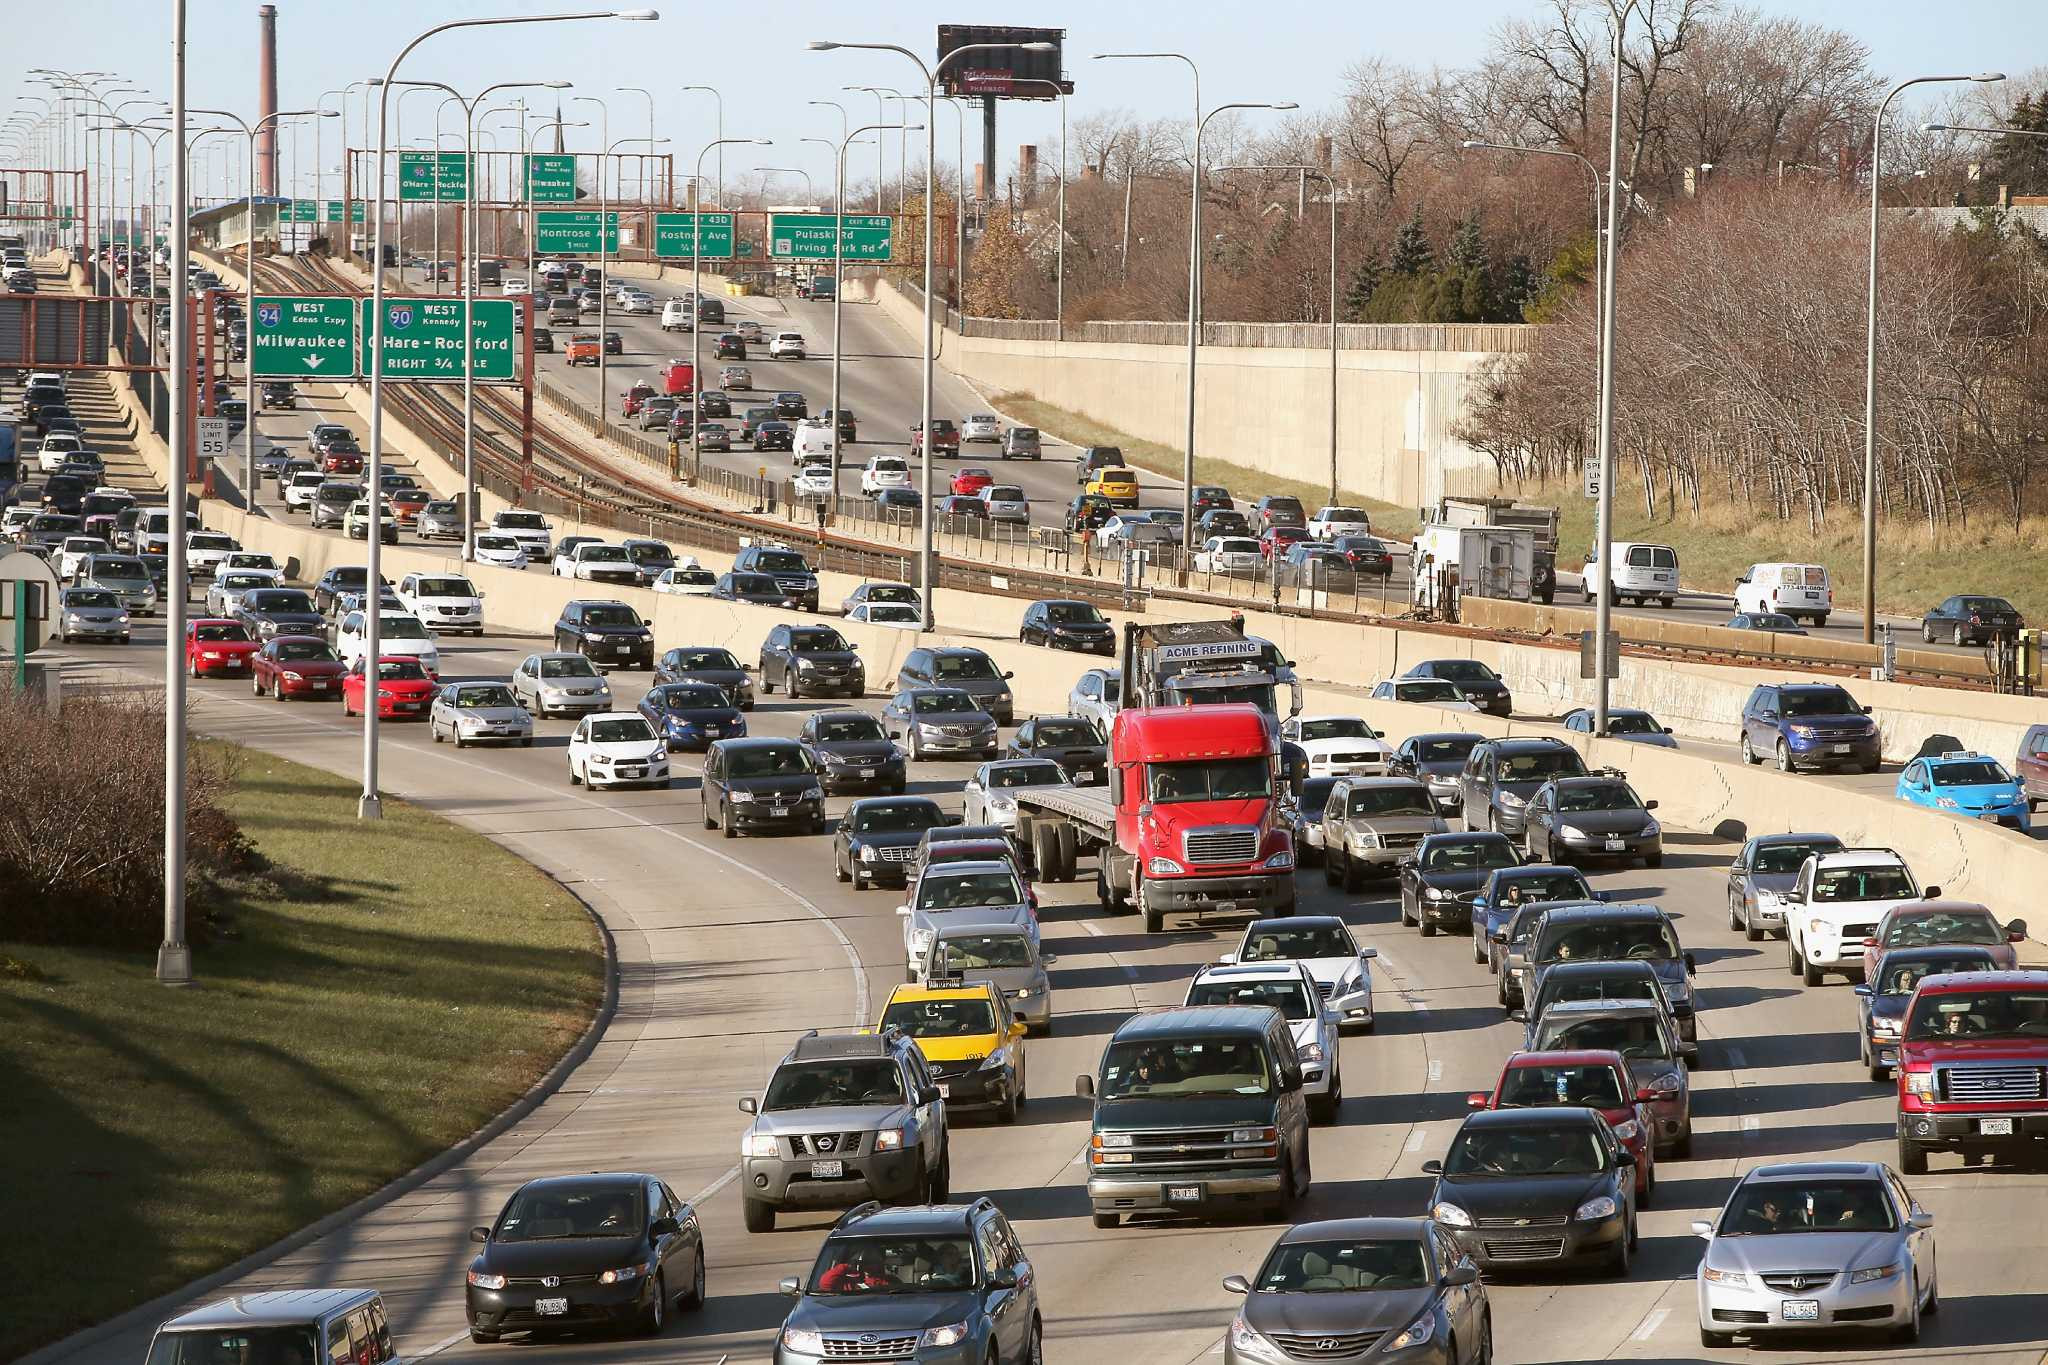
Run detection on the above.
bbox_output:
[1406,1129,1427,1153]
[1742,1115,1761,1132]
[1080,921,1105,936]
[410,1328,471,1360]
[1427,1059,1444,1084]
[1631,1307,1671,1342]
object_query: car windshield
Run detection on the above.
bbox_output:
[1046,602,1102,624]
[807,1235,977,1295]
[67,589,118,608]
[1546,919,1680,962]
[726,745,815,778]
[1556,782,1640,812]
[989,762,1064,789]
[193,624,249,642]
[1147,758,1271,803]
[477,536,519,551]
[578,545,629,563]
[1884,910,2003,947]
[582,607,642,629]
[912,691,977,715]
[655,685,727,710]
[1186,976,1315,1021]
[377,661,428,681]
[93,558,148,578]
[755,551,810,573]
[1398,680,1464,701]
[1244,924,1356,960]
[1100,1036,1273,1099]
[416,578,473,596]
[493,1184,645,1241]
[1908,989,2048,1040]
[865,604,918,622]
[539,657,599,679]
[1299,718,1372,742]
[728,574,779,593]
[816,714,886,743]
[1881,953,1995,995]
[1537,974,1661,1012]
[669,569,717,585]
[1445,1122,1607,1175]
[379,617,428,640]
[1346,786,1436,818]
[145,1328,318,1365]
[1412,736,1480,764]
[917,872,1022,910]
[589,718,654,744]
[1718,1180,1897,1236]
[1605,713,1661,736]
[1494,872,1593,904]
[190,535,234,551]
[764,1059,905,1111]
[863,584,918,604]
[1501,749,1584,780]
[1500,1063,1627,1109]
[1752,841,1836,875]
[672,649,740,671]
[1535,1012,1672,1061]
[1254,1238,1428,1293]
[1032,721,1097,747]
[497,512,546,530]
[1428,662,1497,684]
[854,802,943,833]
[881,996,997,1037]
[789,628,848,652]
[933,654,998,680]
[457,686,518,708]
[275,640,337,663]
[1780,688,1860,717]
[1931,760,2010,786]
[1813,867,1916,902]
[1421,838,1520,873]
[937,933,1034,969]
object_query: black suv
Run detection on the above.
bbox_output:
[773,390,809,419]
[554,599,654,670]
[1018,598,1115,654]
[773,1200,1040,1365]
[734,544,821,613]
[715,332,746,359]
[759,621,863,698]
[313,566,386,618]
[258,380,297,409]
[702,737,826,836]
[1005,714,1109,785]
[800,708,907,795]
[1456,737,1587,836]
[754,421,794,452]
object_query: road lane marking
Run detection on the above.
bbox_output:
[1427,1059,1443,1084]
[1406,1129,1427,1152]
[1631,1307,1671,1341]
[1742,1115,1761,1132]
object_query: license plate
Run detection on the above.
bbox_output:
[860,767,876,777]
[534,1298,568,1316]
[312,681,330,689]
[615,645,632,654]
[809,1160,843,1179]
[936,1083,950,1098]
[704,727,720,737]
[1604,836,1627,851]
[1074,770,1094,784]
[399,702,420,711]
[770,805,789,817]
[1780,1300,1820,1322]
[1830,743,1853,755]
[1166,1185,1202,1203]
[1980,1117,2015,1135]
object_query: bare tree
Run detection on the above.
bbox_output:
[1336,57,1427,198]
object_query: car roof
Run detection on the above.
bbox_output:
[1540,997,1663,1019]
[714,736,803,751]
[1539,903,1663,926]
[1460,1104,1601,1129]
[161,1290,385,1332]
[1811,847,1909,868]
[1113,1004,1280,1039]
[889,979,1002,1005]
[1334,776,1429,791]
[1194,962,1312,984]
[923,860,1018,878]
[790,1030,904,1062]
[833,1202,984,1237]
[1537,959,1658,979]
[1749,831,1840,847]
[1505,1048,1627,1069]
[1277,1217,1428,1244]
[1875,944,1999,968]
[1489,737,1569,753]
[1917,969,2048,993]
[1742,1161,1885,1183]
[1248,914,1347,933]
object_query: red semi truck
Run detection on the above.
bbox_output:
[1014,620,1299,933]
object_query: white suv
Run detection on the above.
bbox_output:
[769,331,807,359]
[1181,961,1343,1122]
[1783,847,1929,986]
[860,455,910,496]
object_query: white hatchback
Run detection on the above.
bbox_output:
[567,711,670,789]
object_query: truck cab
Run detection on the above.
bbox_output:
[1895,969,2048,1173]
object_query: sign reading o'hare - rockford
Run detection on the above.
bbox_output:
[768,213,893,261]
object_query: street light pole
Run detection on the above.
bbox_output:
[158,0,192,986]
[1013,80,1067,339]
[692,137,771,475]
[616,85,654,204]
[526,116,583,282]
[820,125,898,512]
[846,87,892,211]
[753,166,816,202]
[679,86,724,207]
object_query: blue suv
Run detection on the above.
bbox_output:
[775,1199,1041,1365]
[1738,682,1880,773]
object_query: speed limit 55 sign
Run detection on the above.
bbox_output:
[197,417,229,464]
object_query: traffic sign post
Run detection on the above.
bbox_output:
[398,151,468,202]
[653,212,736,259]
[534,210,619,255]
[358,296,518,382]
[1583,457,1601,500]
[522,154,578,203]
[250,295,357,379]
[769,213,892,261]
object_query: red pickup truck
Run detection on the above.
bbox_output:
[1895,968,2048,1173]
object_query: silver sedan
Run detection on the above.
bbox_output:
[430,680,535,748]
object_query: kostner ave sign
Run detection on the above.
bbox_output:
[250,295,356,379]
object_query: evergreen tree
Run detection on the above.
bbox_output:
[1985,91,2048,197]
[1387,203,1434,276]
[1497,253,1538,322]
[1342,252,1382,321]
[1447,212,1487,274]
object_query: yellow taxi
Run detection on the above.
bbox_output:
[1084,467,1140,507]
[875,978,1027,1122]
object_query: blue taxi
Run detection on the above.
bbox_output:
[1895,751,2030,830]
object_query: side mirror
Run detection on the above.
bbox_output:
[470,1225,491,1244]
[1218,951,1239,965]
[1442,1263,1480,1287]
[1760,709,1777,721]
[1691,1220,1714,1238]
[1075,1073,1096,1098]
[1004,670,1016,680]
[895,905,912,917]
[1662,726,1674,734]
[1359,946,1379,959]
[1279,1069,1303,1093]
[739,1096,758,1114]
[1508,1008,1526,1023]
[1644,799,1659,811]
[918,1084,942,1106]
[1923,886,1942,899]
[1861,705,1873,715]
[835,821,850,833]
[2010,919,2029,941]
[780,1276,803,1299]
[1912,1210,1936,1228]
[1466,1092,1489,1109]
[1420,1159,1444,1175]
[1221,1273,1251,1295]
[1617,1151,1636,1167]
[1042,953,1058,965]
[649,1216,680,1239]
[1636,1086,1656,1103]
[1683,952,1697,975]
[1852,983,1873,997]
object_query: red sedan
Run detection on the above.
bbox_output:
[1468,1049,1656,1201]
[251,634,348,701]
[185,618,260,678]
[342,656,437,720]
[322,448,365,476]
[950,466,995,497]
[1258,525,1312,558]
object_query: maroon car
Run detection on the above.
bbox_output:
[911,419,960,457]
[251,634,348,700]
[1259,524,1313,559]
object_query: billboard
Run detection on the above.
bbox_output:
[936,25,1071,99]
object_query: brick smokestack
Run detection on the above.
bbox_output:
[255,4,280,195]
[1018,145,1038,201]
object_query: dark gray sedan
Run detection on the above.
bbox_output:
[883,687,999,761]
[1724,832,1843,941]
[1391,732,1483,816]
[1521,775,1664,869]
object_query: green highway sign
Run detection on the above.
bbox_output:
[535,210,619,255]
[522,153,578,202]
[398,151,469,202]
[251,295,358,379]
[768,213,893,261]
[283,200,320,223]
[653,212,735,259]
[358,296,517,382]
[323,200,367,224]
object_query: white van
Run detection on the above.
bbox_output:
[1735,561,1833,627]
[138,507,199,555]
[661,299,694,332]
[1582,541,1679,607]
[793,421,836,465]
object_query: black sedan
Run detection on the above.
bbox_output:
[834,795,951,891]
[773,390,808,419]
[701,737,826,836]
[1197,508,1252,538]
[752,421,794,452]
[233,587,325,641]
[800,708,907,794]
[655,645,755,709]
[1004,714,1108,786]
[1403,659,1512,717]
[637,682,746,752]
[602,329,623,355]
[464,1171,705,1343]
[1018,598,1115,654]
[697,391,731,418]
[713,571,802,608]
[1521,776,1663,869]
[1220,1218,1486,1365]
[1192,484,1234,514]
[1398,832,1522,937]
[1423,1106,1637,1276]
[1921,593,2022,646]
[1331,534,1395,577]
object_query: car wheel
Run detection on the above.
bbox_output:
[1923,623,1935,643]
[1341,855,1362,894]
[273,678,285,702]
[835,856,850,883]
[431,723,443,743]
[703,801,717,831]
[1420,917,1437,938]
[1024,1318,1044,1365]
[1743,904,1762,942]
[1775,740,1793,773]
[454,731,468,749]
[1898,1133,1928,1175]
[1607,1219,1632,1276]
[930,1149,951,1202]
[742,1198,775,1233]
[1953,624,1965,647]
[1802,955,1822,987]
[680,1249,706,1310]
[636,1271,665,1336]
[1894,1279,1921,1343]
[569,762,582,786]
[1645,851,1664,869]
[1924,1268,1939,1315]
[1673,1130,1693,1159]
[1475,930,1489,965]
[1699,1326,1734,1349]
[468,1330,500,1345]
[1322,853,1340,887]
[720,801,736,838]
[1788,935,1804,977]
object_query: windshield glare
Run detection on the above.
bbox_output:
[276,641,337,662]
[1254,1239,1428,1294]
[937,934,1033,969]
[1881,954,1994,994]
[764,1059,904,1110]
[1345,786,1436,818]
[1884,911,2002,947]
[1781,689,1860,717]
[1299,719,1371,742]
[1100,1036,1272,1099]
[989,763,1064,789]
[727,746,815,779]
[1536,1013,1671,1061]
[1544,920,1680,962]
[1932,761,2010,786]
[1718,1181,1897,1236]
[881,997,996,1037]
[854,802,943,833]
[1907,990,2048,1039]
[1148,758,1270,803]
[1186,978,1315,1021]
[1500,1064,1626,1108]
[1445,1123,1607,1175]
[1557,782,1639,812]
[1421,838,1520,873]
[807,1235,976,1295]
[1814,868,1916,902]
[917,872,1022,910]
[1244,924,1355,960]
[495,1185,644,1241]
[1753,842,1834,875]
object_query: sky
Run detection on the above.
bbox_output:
[4,0,2039,205]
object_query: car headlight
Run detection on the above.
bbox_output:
[1850,1263,1901,1284]
[1011,986,1037,999]
[1702,1266,1749,1287]
[874,1127,906,1151]
[1228,1315,1277,1358]
[921,1323,970,1348]
[1385,1309,1438,1352]
[1788,723,1815,737]
[1424,886,1446,900]
[116,613,130,624]
[1904,1070,1937,1101]
[591,753,614,765]
[978,1046,1011,1071]
[743,1131,779,1157]
[1558,824,1587,841]
[986,792,1016,811]
[597,1264,645,1284]
[1610,1118,1642,1143]
[1350,829,1381,850]
[1430,1201,1472,1228]
[860,845,880,863]
[1575,1195,1618,1221]
[282,671,304,682]
[63,613,80,624]
[1642,818,1661,836]
[1296,1041,1324,1064]
[1500,790,1525,807]
[1871,1016,1902,1038]
[918,721,944,735]
[781,1326,825,1353]
[729,790,755,803]
[1648,1072,1681,1095]
[1264,849,1295,870]
[467,1270,507,1290]
[1148,855,1184,875]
